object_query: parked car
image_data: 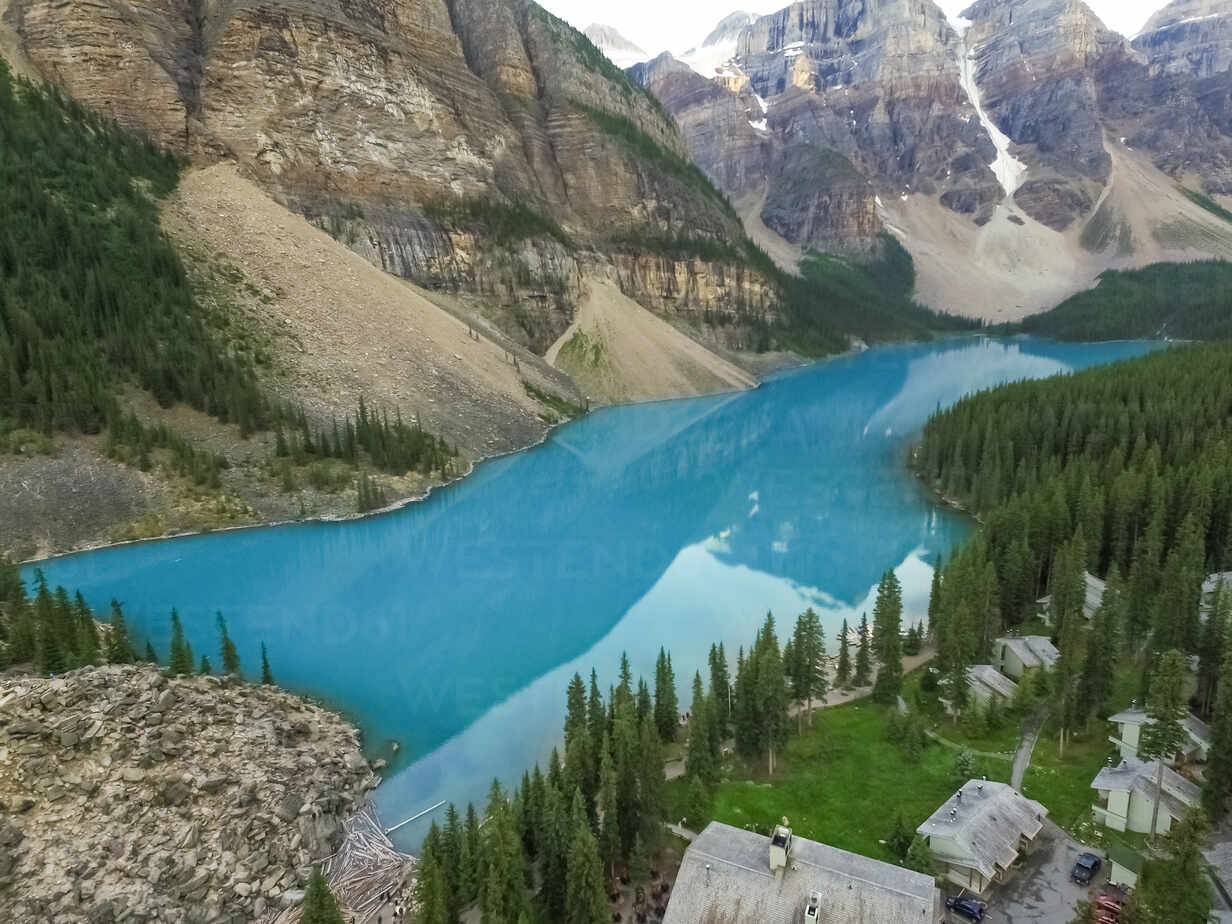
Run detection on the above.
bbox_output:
[1072,852,1103,885]
[945,896,986,921]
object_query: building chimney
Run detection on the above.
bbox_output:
[805,889,822,919]
[770,824,793,873]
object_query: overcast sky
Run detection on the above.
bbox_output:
[540,0,1168,58]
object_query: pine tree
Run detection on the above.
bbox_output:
[1204,623,1232,819]
[904,835,934,875]
[684,775,710,831]
[168,609,193,676]
[301,866,345,924]
[836,619,852,687]
[685,672,716,785]
[1140,649,1191,838]
[853,613,872,686]
[1198,580,1228,715]
[217,612,241,677]
[887,812,912,860]
[199,655,212,674]
[106,600,134,663]
[789,608,827,727]
[564,793,609,924]
[943,602,974,717]
[539,784,569,921]
[596,734,619,880]
[1077,567,1123,727]
[752,613,789,775]
[73,592,99,666]
[1123,809,1212,923]
[709,642,731,735]
[144,641,158,663]
[627,833,649,888]
[260,642,274,685]
[654,648,678,743]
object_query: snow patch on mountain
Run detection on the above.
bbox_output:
[583,23,648,69]
[948,14,1028,197]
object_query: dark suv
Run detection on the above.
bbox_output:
[945,896,985,921]
[1071,852,1102,885]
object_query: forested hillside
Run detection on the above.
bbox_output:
[916,343,1232,711]
[1019,261,1232,341]
[0,59,267,438]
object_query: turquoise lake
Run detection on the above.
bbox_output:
[25,337,1158,848]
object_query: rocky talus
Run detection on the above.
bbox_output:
[0,665,381,923]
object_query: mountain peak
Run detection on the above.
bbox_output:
[700,11,760,48]
[1137,0,1232,35]
[583,24,648,67]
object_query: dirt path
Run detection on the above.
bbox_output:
[545,278,755,404]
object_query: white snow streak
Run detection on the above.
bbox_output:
[949,15,1028,197]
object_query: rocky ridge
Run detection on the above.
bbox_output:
[6,0,777,352]
[635,0,1232,316]
[0,664,382,923]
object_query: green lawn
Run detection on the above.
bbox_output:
[1022,720,1117,838]
[668,700,1011,864]
[901,670,1025,756]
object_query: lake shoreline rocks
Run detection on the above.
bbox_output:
[0,663,385,923]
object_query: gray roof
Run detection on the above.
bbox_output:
[996,636,1059,670]
[1106,708,1211,749]
[968,665,1018,701]
[1037,573,1106,619]
[1203,572,1232,596]
[662,822,941,924]
[916,780,1047,881]
[1091,758,1201,820]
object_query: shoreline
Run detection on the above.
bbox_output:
[18,352,822,567]
[17,332,1010,566]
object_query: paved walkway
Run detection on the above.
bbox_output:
[665,822,698,842]
[1011,707,1048,791]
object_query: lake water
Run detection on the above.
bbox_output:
[25,336,1157,848]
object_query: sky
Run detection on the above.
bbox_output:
[539,0,1168,59]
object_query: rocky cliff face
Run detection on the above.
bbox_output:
[962,0,1128,229]
[0,664,382,923]
[7,0,771,348]
[635,0,1232,313]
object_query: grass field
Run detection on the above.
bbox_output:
[666,699,1012,864]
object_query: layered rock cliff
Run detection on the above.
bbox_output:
[636,0,1232,316]
[6,0,774,350]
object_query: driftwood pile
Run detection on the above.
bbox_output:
[269,807,415,923]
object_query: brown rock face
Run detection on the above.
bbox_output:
[10,0,767,346]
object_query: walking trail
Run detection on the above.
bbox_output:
[1011,706,1049,791]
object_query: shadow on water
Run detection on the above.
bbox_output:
[25,337,1160,847]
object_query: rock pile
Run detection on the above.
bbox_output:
[0,664,380,923]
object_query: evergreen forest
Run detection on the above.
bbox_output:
[1018,260,1232,342]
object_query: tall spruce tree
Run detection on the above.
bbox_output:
[789,608,828,727]
[709,642,731,735]
[564,791,609,924]
[260,642,274,684]
[853,613,872,686]
[836,619,852,687]
[653,648,678,743]
[1140,649,1191,839]
[685,672,716,785]
[872,571,904,704]
[217,612,241,676]
[168,610,194,676]
[301,866,345,924]
[106,600,134,663]
[1205,619,1232,819]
